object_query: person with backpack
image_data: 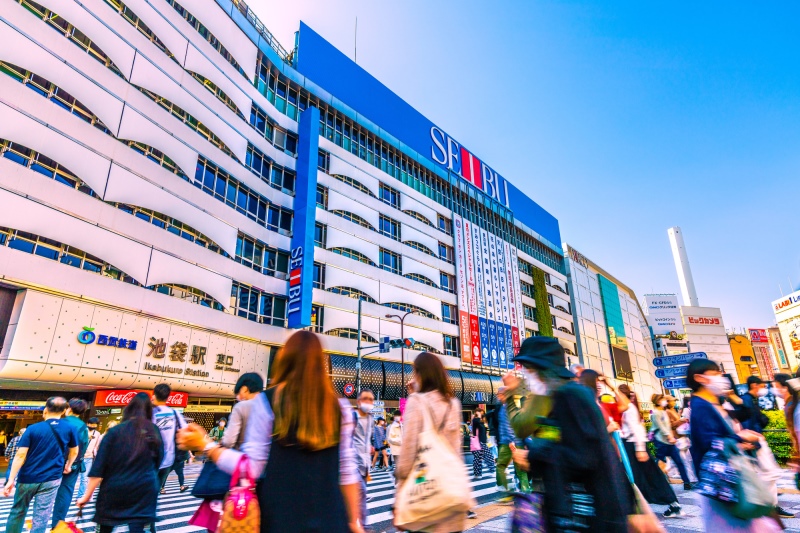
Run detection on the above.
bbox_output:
[209,418,226,444]
[177,331,364,532]
[151,384,187,495]
[76,393,163,533]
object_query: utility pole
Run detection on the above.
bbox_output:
[385,311,414,397]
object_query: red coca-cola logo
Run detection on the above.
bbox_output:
[95,389,189,407]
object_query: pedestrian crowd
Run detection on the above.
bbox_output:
[3,331,800,532]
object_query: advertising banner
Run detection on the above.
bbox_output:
[769,329,789,367]
[644,294,683,336]
[452,215,471,364]
[505,243,521,364]
[95,389,188,408]
[748,329,769,344]
[472,224,489,366]
[488,233,502,367]
[463,219,481,365]
[495,234,509,369]
[790,320,800,353]
[479,229,495,367]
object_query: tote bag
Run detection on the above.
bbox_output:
[394,395,473,531]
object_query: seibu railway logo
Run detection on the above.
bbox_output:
[95,389,188,408]
[430,127,510,207]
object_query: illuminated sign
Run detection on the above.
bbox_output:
[77,327,137,350]
[686,316,720,326]
[773,291,800,313]
[95,389,188,408]
[748,329,769,344]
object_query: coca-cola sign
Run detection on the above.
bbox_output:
[94,389,188,407]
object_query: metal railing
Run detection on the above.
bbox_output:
[229,0,293,64]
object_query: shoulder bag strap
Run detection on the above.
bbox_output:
[47,422,67,459]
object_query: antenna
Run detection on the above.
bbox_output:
[354,17,358,63]
[790,276,796,293]
[779,283,785,297]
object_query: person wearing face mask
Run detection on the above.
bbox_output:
[387,411,402,472]
[209,417,226,444]
[686,359,783,531]
[502,337,634,532]
[740,376,771,434]
[579,370,629,433]
[470,407,495,479]
[353,389,375,526]
[651,394,693,490]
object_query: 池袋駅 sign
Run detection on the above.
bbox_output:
[95,389,188,408]
[652,352,707,367]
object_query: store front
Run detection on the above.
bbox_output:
[91,389,190,430]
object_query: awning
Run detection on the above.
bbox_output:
[487,375,504,405]
[447,370,464,403]
[383,360,415,401]
[460,372,493,405]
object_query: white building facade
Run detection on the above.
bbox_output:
[0,0,573,412]
[772,289,800,368]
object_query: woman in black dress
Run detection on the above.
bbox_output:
[76,392,163,533]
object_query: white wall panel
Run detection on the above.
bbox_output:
[104,164,237,255]
[403,325,444,353]
[0,22,125,133]
[323,307,381,338]
[0,100,111,195]
[186,0,258,79]
[379,282,440,319]
[25,0,136,77]
[0,189,152,283]
[324,265,380,302]
[110,0,190,63]
[183,45,251,117]
[400,194,438,227]
[115,104,198,178]
[327,189,379,230]
[401,225,439,257]
[144,249,232,308]
[401,256,440,287]
[328,157,380,196]
[325,226,380,266]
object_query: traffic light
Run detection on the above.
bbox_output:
[388,338,415,349]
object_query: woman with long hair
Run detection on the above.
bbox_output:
[394,352,474,532]
[470,406,494,479]
[76,393,163,533]
[177,331,363,532]
[650,392,693,490]
[617,384,682,518]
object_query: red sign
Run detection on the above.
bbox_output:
[343,383,355,397]
[686,316,720,326]
[94,389,188,408]
[748,328,769,344]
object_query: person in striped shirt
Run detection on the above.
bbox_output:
[4,428,25,485]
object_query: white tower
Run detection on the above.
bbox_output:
[668,227,699,306]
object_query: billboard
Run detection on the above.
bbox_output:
[644,294,683,336]
[748,329,769,344]
[453,215,471,363]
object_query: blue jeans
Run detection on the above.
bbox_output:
[77,457,93,498]
[6,479,61,533]
[654,440,691,484]
[51,468,81,528]
[360,474,368,525]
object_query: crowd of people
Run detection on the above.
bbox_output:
[4,331,800,532]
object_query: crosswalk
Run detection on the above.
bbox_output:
[0,460,516,532]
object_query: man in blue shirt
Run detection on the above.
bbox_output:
[50,398,90,528]
[2,397,79,533]
[494,388,530,496]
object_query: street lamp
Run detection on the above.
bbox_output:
[385,311,414,397]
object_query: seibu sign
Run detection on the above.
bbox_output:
[95,389,188,408]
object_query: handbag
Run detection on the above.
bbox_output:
[511,492,546,533]
[394,395,474,531]
[469,435,481,452]
[52,510,83,533]
[217,456,260,533]
[193,461,233,500]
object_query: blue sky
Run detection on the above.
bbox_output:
[252,1,800,329]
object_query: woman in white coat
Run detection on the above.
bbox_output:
[387,411,402,471]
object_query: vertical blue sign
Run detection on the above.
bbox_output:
[287,106,319,328]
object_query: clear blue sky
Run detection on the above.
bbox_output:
[252,0,800,330]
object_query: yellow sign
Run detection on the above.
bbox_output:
[183,405,232,413]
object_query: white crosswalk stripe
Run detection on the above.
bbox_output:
[0,461,518,531]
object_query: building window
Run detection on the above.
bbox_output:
[519,259,533,276]
[126,141,185,177]
[379,183,400,209]
[525,328,536,338]
[402,210,433,227]
[330,247,376,267]
[318,150,330,172]
[153,284,223,310]
[189,72,243,117]
[250,103,298,155]
[308,305,324,333]
[229,282,287,326]
[332,174,375,197]
[404,241,436,257]
[316,185,328,209]
[523,305,536,321]
[437,215,452,235]
[440,272,456,294]
[312,262,325,289]
[379,215,401,241]
[382,302,438,321]
[104,0,174,60]
[245,144,295,195]
[443,334,459,358]
[404,273,438,288]
[410,341,441,354]
[235,235,289,279]
[380,249,401,274]
[327,286,377,303]
[331,210,375,231]
[1,138,97,197]
[442,303,458,325]
[520,280,534,298]
[438,243,454,264]
[326,328,377,343]
[314,223,327,247]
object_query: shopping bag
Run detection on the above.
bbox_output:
[470,435,481,452]
[394,396,474,531]
[510,492,546,533]
[217,456,260,533]
[189,499,222,533]
[52,522,83,533]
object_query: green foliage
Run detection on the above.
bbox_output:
[531,267,553,337]
[764,409,793,465]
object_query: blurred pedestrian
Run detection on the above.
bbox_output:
[651,394,693,489]
[387,411,402,471]
[371,418,389,470]
[494,388,529,496]
[51,398,90,527]
[221,372,264,449]
[177,331,364,533]
[4,428,25,485]
[77,417,102,498]
[503,337,633,532]
[394,352,474,532]
[209,418,226,443]
[353,389,375,523]
[3,397,79,533]
[471,407,494,479]
[76,392,163,533]
[151,384,187,495]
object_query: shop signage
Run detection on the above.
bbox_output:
[663,378,688,389]
[183,405,233,413]
[568,247,589,269]
[644,294,683,336]
[77,327,137,350]
[773,291,800,313]
[654,366,689,379]
[95,389,188,408]
[686,316,720,326]
[0,400,46,410]
[470,392,488,403]
[748,329,769,344]
[653,352,707,367]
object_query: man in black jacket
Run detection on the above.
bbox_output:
[740,376,770,433]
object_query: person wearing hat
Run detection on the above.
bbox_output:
[501,336,634,532]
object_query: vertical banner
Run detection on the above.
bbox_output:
[505,243,521,361]
[453,215,471,363]
[494,235,510,369]
[489,234,503,368]
[463,220,481,365]
[480,229,494,367]
[510,246,524,351]
[472,224,489,367]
